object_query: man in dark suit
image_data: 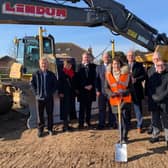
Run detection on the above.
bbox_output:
[127,50,146,133]
[96,52,116,129]
[76,52,96,128]
[31,57,57,137]
[146,52,162,143]
[152,60,168,147]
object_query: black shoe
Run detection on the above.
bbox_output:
[87,122,91,127]
[106,123,117,129]
[63,126,68,132]
[38,131,43,138]
[63,126,72,132]
[149,137,159,143]
[147,128,153,134]
[86,123,92,129]
[97,125,105,130]
[112,123,118,129]
[78,124,84,130]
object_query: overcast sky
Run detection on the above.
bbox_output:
[0,0,168,58]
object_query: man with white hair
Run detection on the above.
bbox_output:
[31,57,58,137]
[147,52,162,143]
[126,50,145,133]
[152,60,168,147]
[96,52,116,129]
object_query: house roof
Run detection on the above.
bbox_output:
[0,56,15,62]
[0,56,16,73]
[55,42,93,64]
[0,56,16,66]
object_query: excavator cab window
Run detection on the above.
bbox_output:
[16,37,40,74]
[43,38,52,54]
[17,39,24,65]
[24,38,39,74]
[16,36,55,74]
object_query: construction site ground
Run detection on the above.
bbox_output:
[0,103,168,168]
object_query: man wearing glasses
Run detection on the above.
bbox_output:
[152,60,168,147]
[146,52,162,143]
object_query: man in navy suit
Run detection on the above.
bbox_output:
[96,52,116,129]
[76,52,96,128]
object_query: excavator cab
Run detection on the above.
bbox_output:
[15,35,56,80]
[16,37,39,74]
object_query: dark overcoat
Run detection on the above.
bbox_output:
[58,70,77,120]
[131,62,146,102]
[76,63,96,102]
[152,70,168,128]
[147,65,161,111]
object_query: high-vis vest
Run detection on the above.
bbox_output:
[106,72,132,106]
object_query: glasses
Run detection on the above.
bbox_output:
[156,64,164,67]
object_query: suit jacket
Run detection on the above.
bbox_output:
[31,70,58,100]
[147,65,161,111]
[76,63,96,102]
[96,64,107,94]
[131,61,145,101]
[152,70,168,103]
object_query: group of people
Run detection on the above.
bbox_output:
[146,52,168,146]
[96,50,145,143]
[30,52,96,137]
[30,50,168,148]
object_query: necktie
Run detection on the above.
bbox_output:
[41,72,46,98]
[84,64,88,78]
[129,63,133,73]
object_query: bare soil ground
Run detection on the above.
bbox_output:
[0,109,168,168]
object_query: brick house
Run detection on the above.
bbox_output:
[55,43,94,66]
[0,56,16,74]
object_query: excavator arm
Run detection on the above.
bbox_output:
[0,0,168,51]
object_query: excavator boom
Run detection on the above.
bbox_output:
[0,0,168,51]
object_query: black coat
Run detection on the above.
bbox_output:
[58,70,77,120]
[30,70,58,100]
[152,70,168,104]
[131,62,145,102]
[147,65,161,111]
[152,70,168,128]
[76,63,96,102]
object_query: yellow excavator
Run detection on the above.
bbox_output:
[136,45,168,67]
[0,0,168,128]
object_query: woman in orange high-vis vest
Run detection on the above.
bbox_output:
[105,57,132,144]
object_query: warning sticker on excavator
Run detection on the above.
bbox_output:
[127,29,137,39]
[9,62,22,79]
